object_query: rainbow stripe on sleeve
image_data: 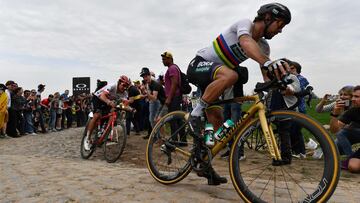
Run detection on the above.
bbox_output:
[212,34,241,69]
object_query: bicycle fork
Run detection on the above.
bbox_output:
[258,109,282,160]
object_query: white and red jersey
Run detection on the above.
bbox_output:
[93,83,128,102]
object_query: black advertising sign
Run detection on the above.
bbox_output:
[73,77,90,96]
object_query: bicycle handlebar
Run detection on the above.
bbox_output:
[254,74,293,93]
[211,75,313,109]
[115,104,135,113]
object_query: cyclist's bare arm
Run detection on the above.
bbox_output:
[239,35,269,66]
[239,35,287,80]
[99,92,116,108]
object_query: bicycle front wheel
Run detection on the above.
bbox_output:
[146,111,193,184]
[103,123,127,163]
[230,110,340,203]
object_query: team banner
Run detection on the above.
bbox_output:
[73,77,90,96]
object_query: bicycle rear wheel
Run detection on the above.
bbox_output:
[103,123,127,163]
[146,111,192,184]
[230,110,340,203]
[80,121,96,159]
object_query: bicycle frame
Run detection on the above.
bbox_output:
[179,94,282,160]
[95,111,117,145]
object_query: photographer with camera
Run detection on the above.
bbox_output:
[316,85,353,113]
[330,85,360,158]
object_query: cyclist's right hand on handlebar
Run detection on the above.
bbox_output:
[262,59,288,80]
[108,101,116,108]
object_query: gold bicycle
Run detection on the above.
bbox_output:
[146,80,340,203]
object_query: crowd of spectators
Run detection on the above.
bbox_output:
[0,81,92,138]
[315,84,360,173]
[0,52,195,143]
[0,78,193,140]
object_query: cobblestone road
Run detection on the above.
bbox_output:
[0,128,359,202]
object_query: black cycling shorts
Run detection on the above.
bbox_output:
[187,56,223,93]
[92,96,111,115]
[187,56,248,96]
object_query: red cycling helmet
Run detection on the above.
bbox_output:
[119,75,131,87]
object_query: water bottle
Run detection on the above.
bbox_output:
[204,123,215,147]
[97,126,104,137]
[214,119,235,141]
[97,121,107,137]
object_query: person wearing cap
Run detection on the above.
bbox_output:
[23,89,37,135]
[37,84,45,94]
[33,84,47,133]
[125,79,144,136]
[61,90,73,129]
[186,3,292,185]
[0,84,8,138]
[161,51,187,145]
[140,67,166,139]
[133,80,140,85]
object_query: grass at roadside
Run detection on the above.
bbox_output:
[305,99,331,125]
[242,99,331,125]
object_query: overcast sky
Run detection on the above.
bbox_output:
[1,0,359,97]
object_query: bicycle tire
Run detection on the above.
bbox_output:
[229,110,340,203]
[103,122,127,163]
[146,111,192,184]
[80,121,96,159]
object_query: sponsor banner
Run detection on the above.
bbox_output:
[73,77,90,96]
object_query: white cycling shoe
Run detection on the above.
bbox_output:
[84,136,92,151]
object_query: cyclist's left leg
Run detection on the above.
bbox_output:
[198,106,228,185]
[187,57,237,185]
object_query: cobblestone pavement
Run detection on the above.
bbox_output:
[0,127,359,203]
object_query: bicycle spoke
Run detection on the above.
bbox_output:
[246,163,273,187]
[282,162,323,184]
[274,167,276,203]
[240,163,272,174]
[258,168,275,199]
[279,166,294,203]
[279,166,312,196]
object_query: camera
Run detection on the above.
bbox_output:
[328,95,338,102]
[343,100,351,107]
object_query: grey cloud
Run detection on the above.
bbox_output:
[1,0,360,96]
